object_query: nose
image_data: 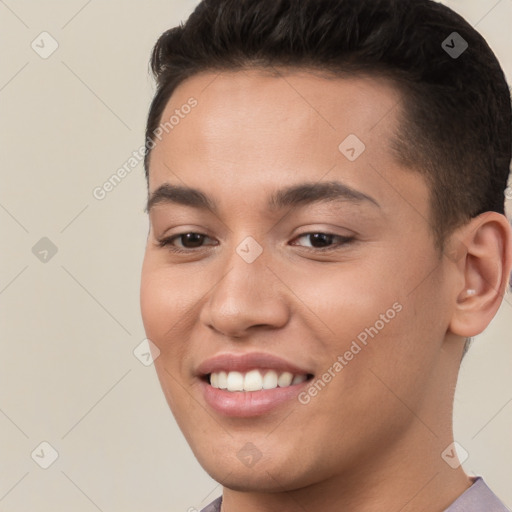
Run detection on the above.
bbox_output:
[199,244,290,339]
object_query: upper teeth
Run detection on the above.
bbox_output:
[209,370,307,392]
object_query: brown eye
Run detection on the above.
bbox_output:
[174,233,207,248]
[292,232,354,251]
[158,232,216,251]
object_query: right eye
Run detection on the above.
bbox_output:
[157,232,217,252]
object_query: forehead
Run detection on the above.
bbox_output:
[147,69,426,217]
[154,68,403,155]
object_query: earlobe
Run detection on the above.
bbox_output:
[448,212,512,338]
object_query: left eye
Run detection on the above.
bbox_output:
[291,232,354,251]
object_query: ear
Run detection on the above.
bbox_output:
[447,212,512,338]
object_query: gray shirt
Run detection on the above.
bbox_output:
[199,477,509,512]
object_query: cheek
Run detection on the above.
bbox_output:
[341,280,447,408]
[140,263,197,414]
[140,257,197,343]
[284,258,400,337]
[290,254,440,388]
[140,270,170,343]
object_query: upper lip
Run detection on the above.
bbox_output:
[196,352,313,377]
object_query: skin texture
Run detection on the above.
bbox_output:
[140,69,512,512]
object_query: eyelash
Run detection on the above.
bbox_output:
[157,232,355,254]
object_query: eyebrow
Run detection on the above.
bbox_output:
[145,180,380,214]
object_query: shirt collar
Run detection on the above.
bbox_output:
[444,476,509,511]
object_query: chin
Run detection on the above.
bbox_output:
[205,464,300,493]
[194,445,319,493]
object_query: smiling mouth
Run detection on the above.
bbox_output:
[206,369,314,392]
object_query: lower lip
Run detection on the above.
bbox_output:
[200,379,310,417]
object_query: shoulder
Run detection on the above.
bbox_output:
[445,477,509,512]
[199,496,222,512]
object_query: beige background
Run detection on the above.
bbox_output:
[0,1,511,511]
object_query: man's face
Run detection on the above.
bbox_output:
[140,70,458,491]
